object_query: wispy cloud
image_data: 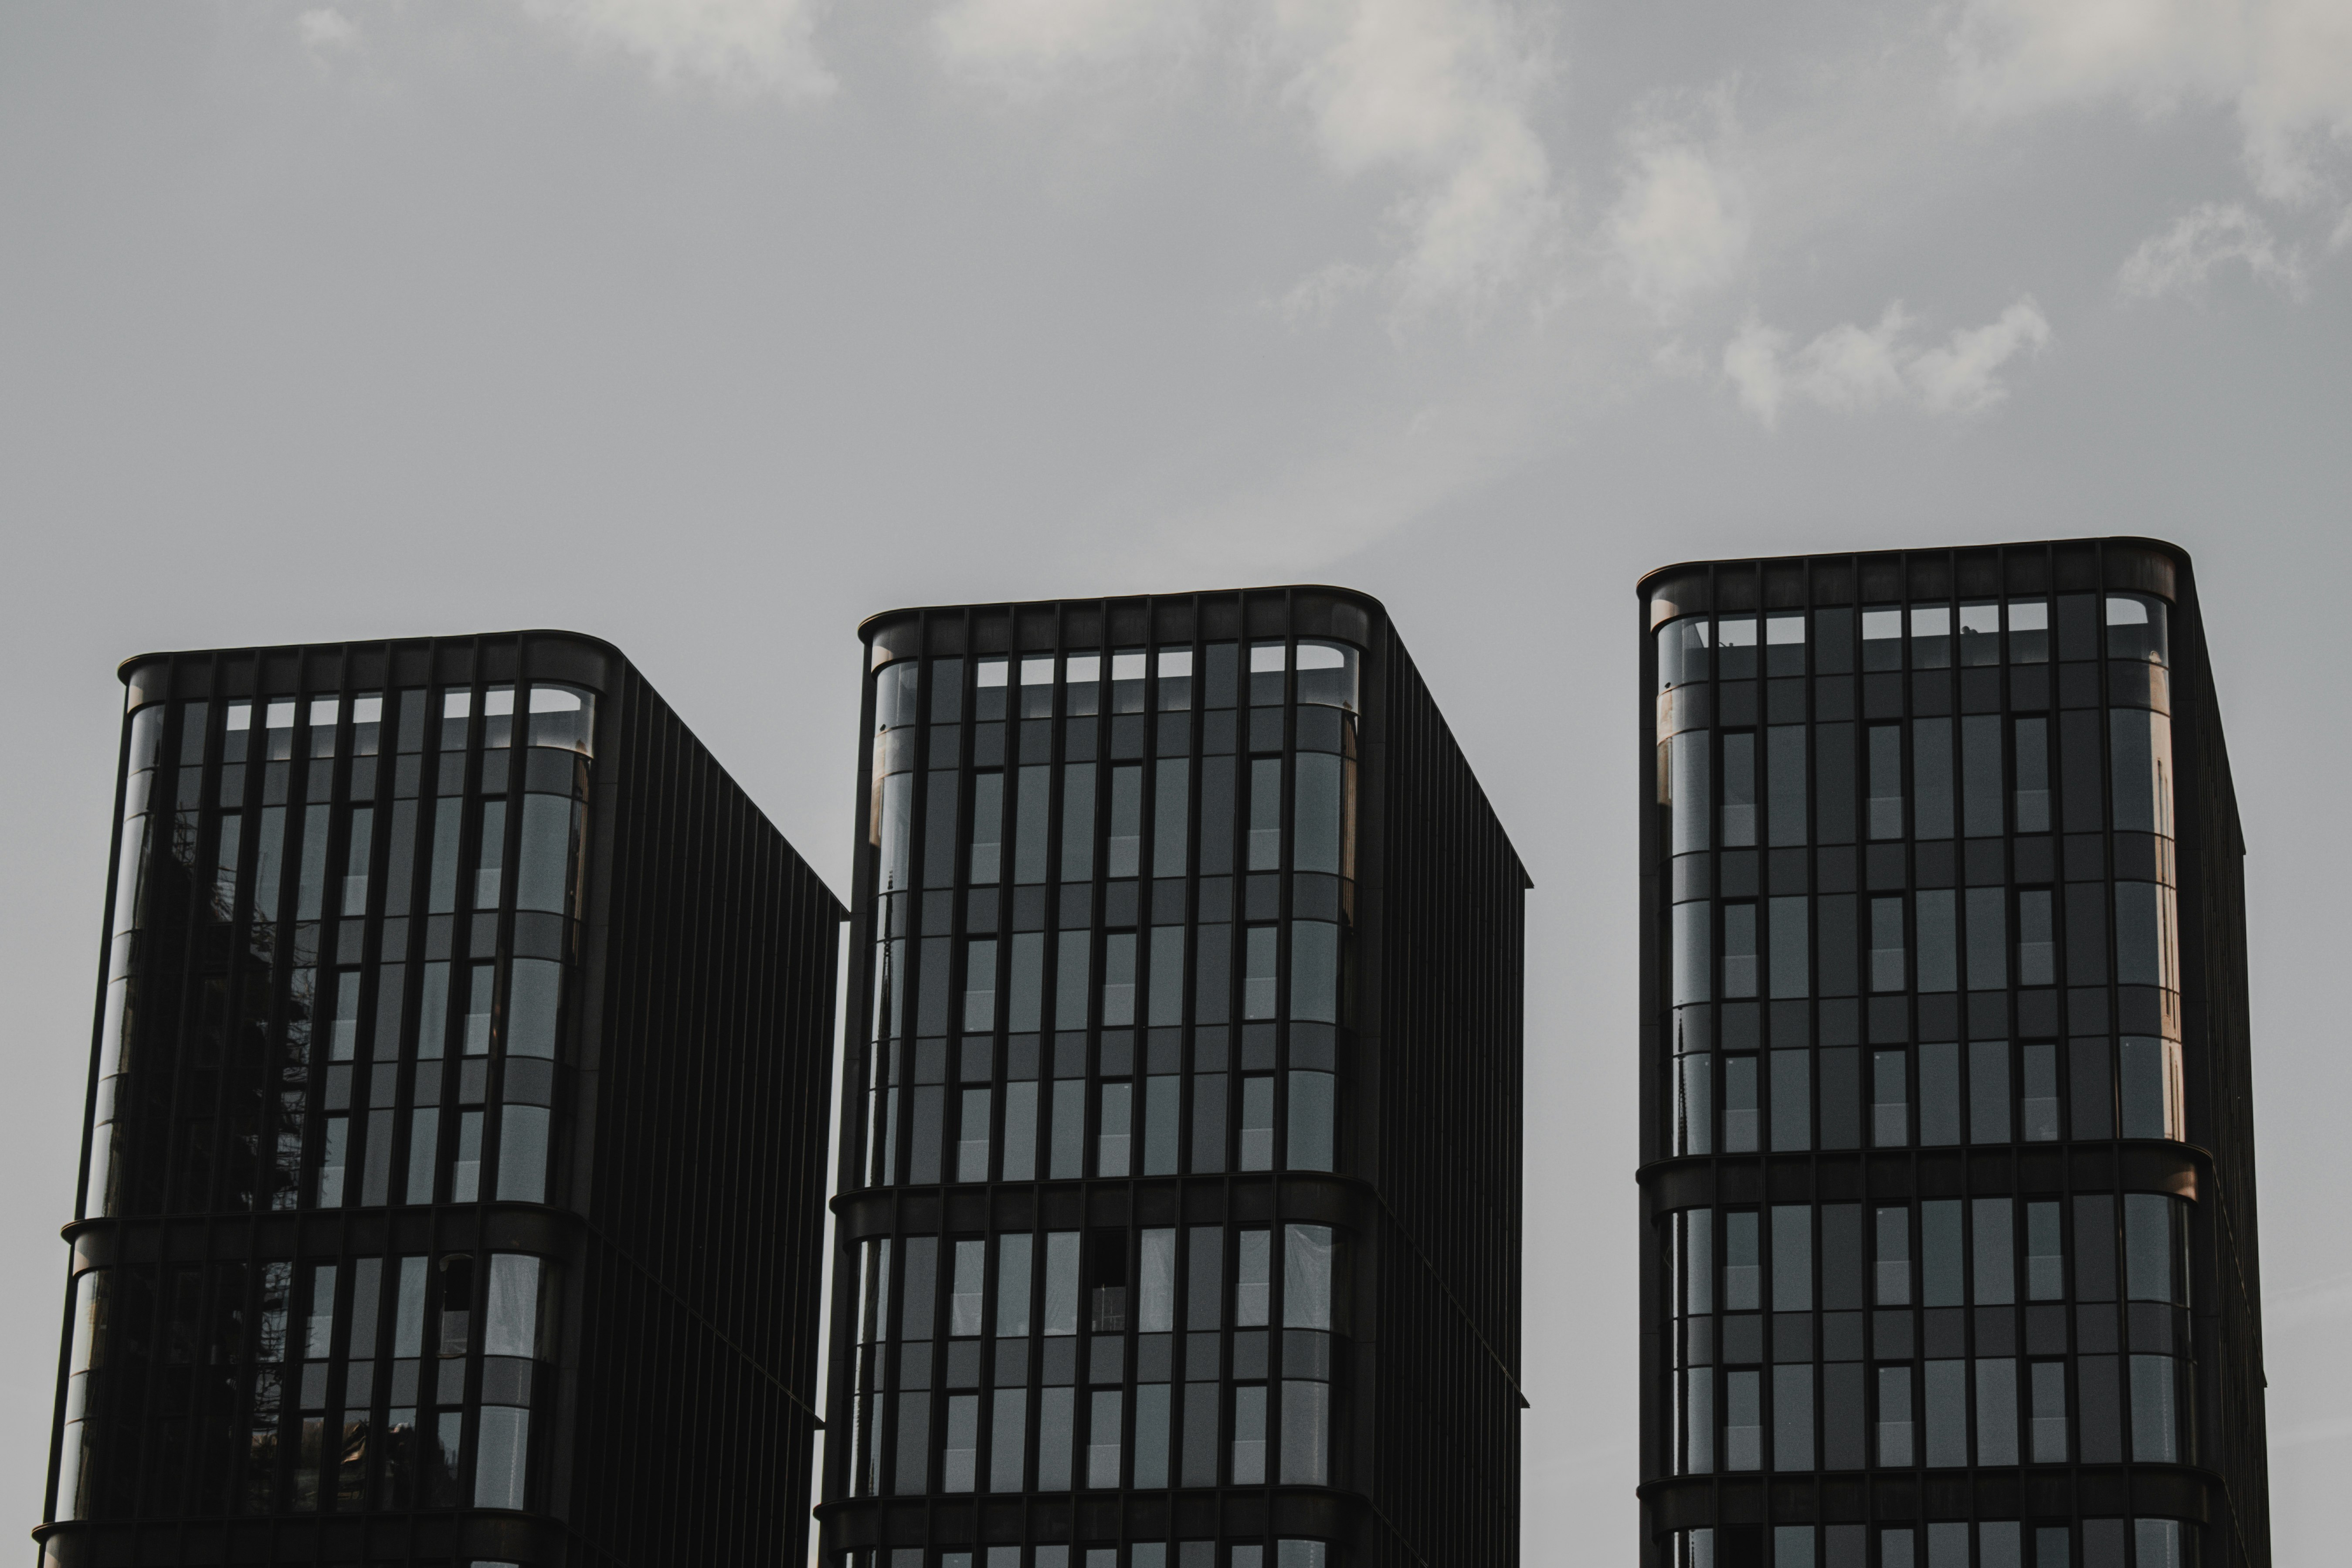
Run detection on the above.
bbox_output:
[1721,296,2051,426]
[1908,298,2055,411]
[932,0,1212,94]
[1603,91,1749,320]
[2118,202,2311,300]
[1264,0,1565,322]
[930,0,1566,325]
[298,8,363,59]
[517,0,838,102]
[1948,0,2352,207]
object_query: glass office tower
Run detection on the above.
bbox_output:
[1637,542,2270,1568]
[39,633,844,1568]
[818,589,1526,1568]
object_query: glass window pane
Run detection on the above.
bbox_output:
[1972,1199,2014,1303]
[1723,733,1757,847]
[1768,726,1806,845]
[1772,1206,1812,1310]
[1284,1226,1334,1328]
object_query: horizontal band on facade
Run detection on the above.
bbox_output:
[832,1174,1376,1243]
[1635,1143,2206,1220]
[1636,1462,2222,1533]
[32,1507,568,1565]
[58,1204,583,1276]
[816,1487,1365,1554]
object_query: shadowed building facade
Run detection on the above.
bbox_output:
[816,589,1526,1568]
[38,634,843,1568]
[1636,541,2270,1568]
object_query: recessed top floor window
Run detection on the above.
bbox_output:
[439,691,471,753]
[1249,641,1287,706]
[2008,598,2049,662]
[1658,619,1711,691]
[1111,650,1147,713]
[1064,654,1104,717]
[303,698,338,758]
[1956,601,2001,665]
[1656,612,1804,688]
[526,685,595,756]
[1910,605,1954,669]
[417,683,601,763]
[1715,618,1760,679]
[224,701,254,762]
[1295,641,1358,712]
[1838,599,2060,670]
[949,650,1229,723]
[198,683,591,777]
[876,661,920,736]
[482,686,516,748]
[1861,607,1905,671]
[1157,649,1194,711]
[209,693,392,767]
[350,694,384,757]
[265,699,299,761]
[886,634,1362,732]
[1763,614,1804,676]
[976,658,1010,721]
[1019,657,1056,719]
[2107,593,2171,667]
[1100,647,1201,714]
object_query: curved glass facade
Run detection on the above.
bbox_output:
[853,639,1358,1201]
[52,670,592,1538]
[41,635,843,1568]
[1638,544,2269,1568]
[823,592,1524,1568]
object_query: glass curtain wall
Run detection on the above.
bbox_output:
[54,672,591,1527]
[839,611,1368,1568]
[1644,548,2218,1568]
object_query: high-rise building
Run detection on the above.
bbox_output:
[818,590,1526,1568]
[39,634,843,1568]
[1637,542,2270,1567]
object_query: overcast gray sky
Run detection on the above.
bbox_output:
[3,1,2349,1558]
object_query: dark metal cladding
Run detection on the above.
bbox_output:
[39,632,844,1568]
[818,589,1527,1568]
[1633,541,2270,1568]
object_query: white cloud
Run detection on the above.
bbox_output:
[298,9,363,57]
[933,0,1211,91]
[1603,95,1749,319]
[930,0,1565,323]
[1719,319,1794,422]
[517,0,837,101]
[1721,296,2051,426]
[1266,0,1564,321]
[1908,298,2054,412]
[2118,202,2311,300]
[1949,0,2352,206]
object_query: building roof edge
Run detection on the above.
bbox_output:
[856,584,1392,641]
[1632,535,2198,601]
[116,629,631,687]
